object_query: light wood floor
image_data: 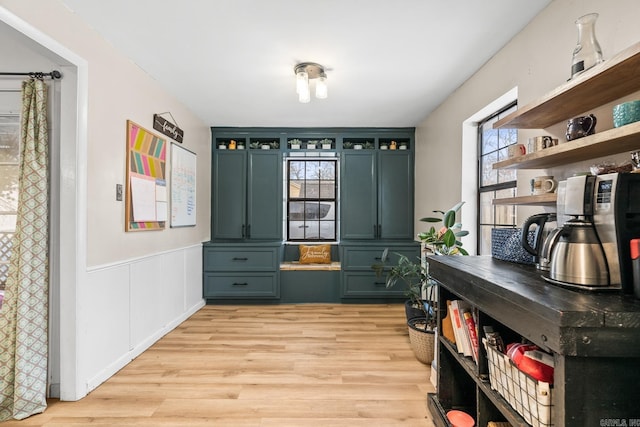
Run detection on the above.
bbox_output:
[3,304,436,426]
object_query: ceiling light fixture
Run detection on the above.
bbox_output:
[294,62,328,103]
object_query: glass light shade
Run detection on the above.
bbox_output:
[315,75,328,99]
[298,84,311,103]
[296,70,308,94]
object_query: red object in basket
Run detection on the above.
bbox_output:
[446,410,475,427]
[506,342,554,384]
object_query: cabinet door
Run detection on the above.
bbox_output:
[212,151,246,239]
[247,151,282,240]
[340,151,377,240]
[378,151,414,240]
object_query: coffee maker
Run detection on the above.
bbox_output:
[546,173,640,292]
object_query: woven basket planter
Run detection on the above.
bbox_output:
[407,317,435,364]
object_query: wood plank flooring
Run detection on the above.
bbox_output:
[2,304,436,426]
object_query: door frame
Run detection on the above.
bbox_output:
[0,6,89,401]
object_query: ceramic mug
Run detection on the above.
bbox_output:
[531,176,557,195]
[508,143,527,158]
[566,114,597,141]
[528,136,555,152]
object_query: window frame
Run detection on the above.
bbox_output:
[285,157,338,242]
[0,112,20,289]
[477,102,518,255]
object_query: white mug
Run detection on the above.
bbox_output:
[507,143,526,158]
[531,176,557,194]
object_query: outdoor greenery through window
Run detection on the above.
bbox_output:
[286,158,337,241]
[478,103,518,255]
[0,113,20,289]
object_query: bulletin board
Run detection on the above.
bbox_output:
[125,120,167,231]
[170,143,197,227]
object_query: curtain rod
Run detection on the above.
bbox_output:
[0,70,62,79]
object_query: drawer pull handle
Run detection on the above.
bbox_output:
[232,257,248,261]
[374,257,382,260]
[374,281,386,286]
[232,282,248,286]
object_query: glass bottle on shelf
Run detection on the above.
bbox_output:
[570,13,603,80]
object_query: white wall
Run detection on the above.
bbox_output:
[415,0,640,251]
[0,0,209,400]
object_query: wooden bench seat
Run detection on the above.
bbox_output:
[279,261,341,271]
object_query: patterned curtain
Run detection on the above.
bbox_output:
[0,78,50,420]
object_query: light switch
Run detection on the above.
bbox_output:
[116,184,123,201]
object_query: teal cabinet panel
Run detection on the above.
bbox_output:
[204,273,279,298]
[340,149,414,242]
[340,152,377,240]
[212,151,246,239]
[248,151,282,240]
[378,151,414,240]
[341,248,387,270]
[341,272,404,297]
[211,149,282,241]
[341,244,420,271]
[280,270,340,303]
[203,246,279,271]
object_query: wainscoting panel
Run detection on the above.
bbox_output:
[83,245,205,394]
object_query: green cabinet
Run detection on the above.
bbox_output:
[203,243,280,300]
[340,242,420,298]
[212,148,282,240]
[341,150,414,240]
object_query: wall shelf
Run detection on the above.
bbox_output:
[494,41,640,129]
[493,120,640,170]
[492,193,557,206]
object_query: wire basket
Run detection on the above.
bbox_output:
[483,339,553,427]
[407,318,435,364]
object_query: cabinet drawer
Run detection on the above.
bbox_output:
[341,245,420,270]
[342,272,405,297]
[204,247,279,271]
[204,273,279,298]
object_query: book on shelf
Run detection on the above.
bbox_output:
[450,300,472,358]
[441,300,457,344]
[463,310,479,363]
[447,300,463,354]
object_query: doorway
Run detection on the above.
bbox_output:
[0,9,85,400]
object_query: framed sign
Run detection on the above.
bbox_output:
[170,143,197,227]
[125,120,167,231]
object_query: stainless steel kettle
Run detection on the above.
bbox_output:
[549,219,609,287]
[521,213,558,270]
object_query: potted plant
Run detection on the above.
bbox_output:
[371,202,469,364]
[418,201,469,255]
[289,138,302,149]
[372,249,432,321]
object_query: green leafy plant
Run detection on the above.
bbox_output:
[418,201,469,255]
[372,249,436,328]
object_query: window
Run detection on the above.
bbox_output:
[477,103,517,255]
[0,113,20,289]
[286,158,337,241]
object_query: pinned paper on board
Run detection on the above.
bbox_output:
[125,120,167,231]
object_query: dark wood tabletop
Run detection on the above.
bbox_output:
[428,255,640,357]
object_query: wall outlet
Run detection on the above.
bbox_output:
[116,184,123,201]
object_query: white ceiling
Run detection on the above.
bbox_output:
[61,0,551,128]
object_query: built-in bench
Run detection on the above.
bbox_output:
[279,245,341,303]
